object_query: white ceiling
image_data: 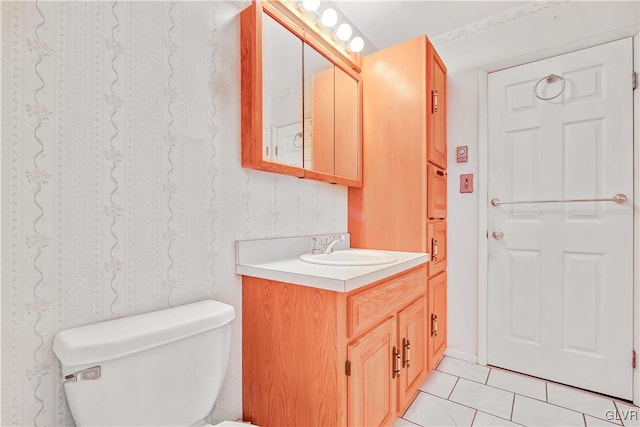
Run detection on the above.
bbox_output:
[333,1,524,52]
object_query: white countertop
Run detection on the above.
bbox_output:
[236,235,429,293]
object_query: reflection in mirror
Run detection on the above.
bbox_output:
[304,44,334,174]
[334,67,359,180]
[262,13,303,167]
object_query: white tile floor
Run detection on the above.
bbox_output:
[394,356,640,427]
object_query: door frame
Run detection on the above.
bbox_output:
[477,33,640,405]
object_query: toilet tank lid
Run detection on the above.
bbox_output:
[53,300,235,366]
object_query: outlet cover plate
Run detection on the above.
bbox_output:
[460,174,473,193]
[456,146,468,163]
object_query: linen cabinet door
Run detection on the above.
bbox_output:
[428,272,447,369]
[348,318,397,427]
[427,221,447,277]
[427,47,447,169]
[427,164,447,219]
[397,297,428,412]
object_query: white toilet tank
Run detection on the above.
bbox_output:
[53,300,235,427]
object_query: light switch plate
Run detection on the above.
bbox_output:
[460,174,473,193]
[456,146,468,163]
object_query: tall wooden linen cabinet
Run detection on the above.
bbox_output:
[348,34,448,382]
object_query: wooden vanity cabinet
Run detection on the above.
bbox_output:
[242,265,428,427]
[348,34,449,373]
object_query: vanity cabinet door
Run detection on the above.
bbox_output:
[347,318,397,427]
[427,221,447,278]
[397,297,428,412]
[428,272,447,370]
[427,47,447,169]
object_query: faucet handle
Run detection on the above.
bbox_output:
[309,237,322,255]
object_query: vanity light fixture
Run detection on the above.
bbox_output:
[320,8,338,27]
[335,23,352,41]
[293,0,365,60]
[349,36,364,53]
[302,0,320,12]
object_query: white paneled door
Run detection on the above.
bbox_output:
[487,38,634,400]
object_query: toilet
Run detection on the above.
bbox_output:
[53,299,247,427]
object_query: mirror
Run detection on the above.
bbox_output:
[262,12,303,168]
[334,68,359,180]
[304,43,334,174]
[241,1,362,186]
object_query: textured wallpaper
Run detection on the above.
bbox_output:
[1,2,347,426]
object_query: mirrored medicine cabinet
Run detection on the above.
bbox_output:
[240,0,362,187]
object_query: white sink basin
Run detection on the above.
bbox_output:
[299,249,397,266]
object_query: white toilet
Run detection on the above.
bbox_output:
[53,299,247,427]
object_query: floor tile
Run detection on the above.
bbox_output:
[392,417,421,427]
[472,411,521,426]
[615,402,640,427]
[403,392,476,427]
[418,370,459,398]
[487,368,547,401]
[547,382,618,422]
[450,378,514,420]
[437,357,490,384]
[512,394,585,427]
[586,414,625,426]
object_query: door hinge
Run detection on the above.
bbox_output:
[345,360,351,376]
[633,72,637,90]
[633,350,636,369]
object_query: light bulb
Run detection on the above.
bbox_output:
[302,0,320,12]
[349,36,364,53]
[336,23,352,41]
[320,8,338,27]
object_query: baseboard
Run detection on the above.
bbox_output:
[444,348,478,364]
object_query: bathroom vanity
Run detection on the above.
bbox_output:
[236,235,431,427]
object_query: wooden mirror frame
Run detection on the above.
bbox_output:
[240,0,363,187]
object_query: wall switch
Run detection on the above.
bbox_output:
[460,174,473,193]
[456,146,468,163]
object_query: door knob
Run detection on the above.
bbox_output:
[492,230,504,240]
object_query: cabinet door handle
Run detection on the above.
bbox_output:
[431,314,438,337]
[432,238,439,261]
[402,338,411,368]
[432,90,439,113]
[436,169,447,176]
[392,346,401,379]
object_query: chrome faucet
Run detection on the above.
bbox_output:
[309,235,346,255]
[321,235,345,254]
